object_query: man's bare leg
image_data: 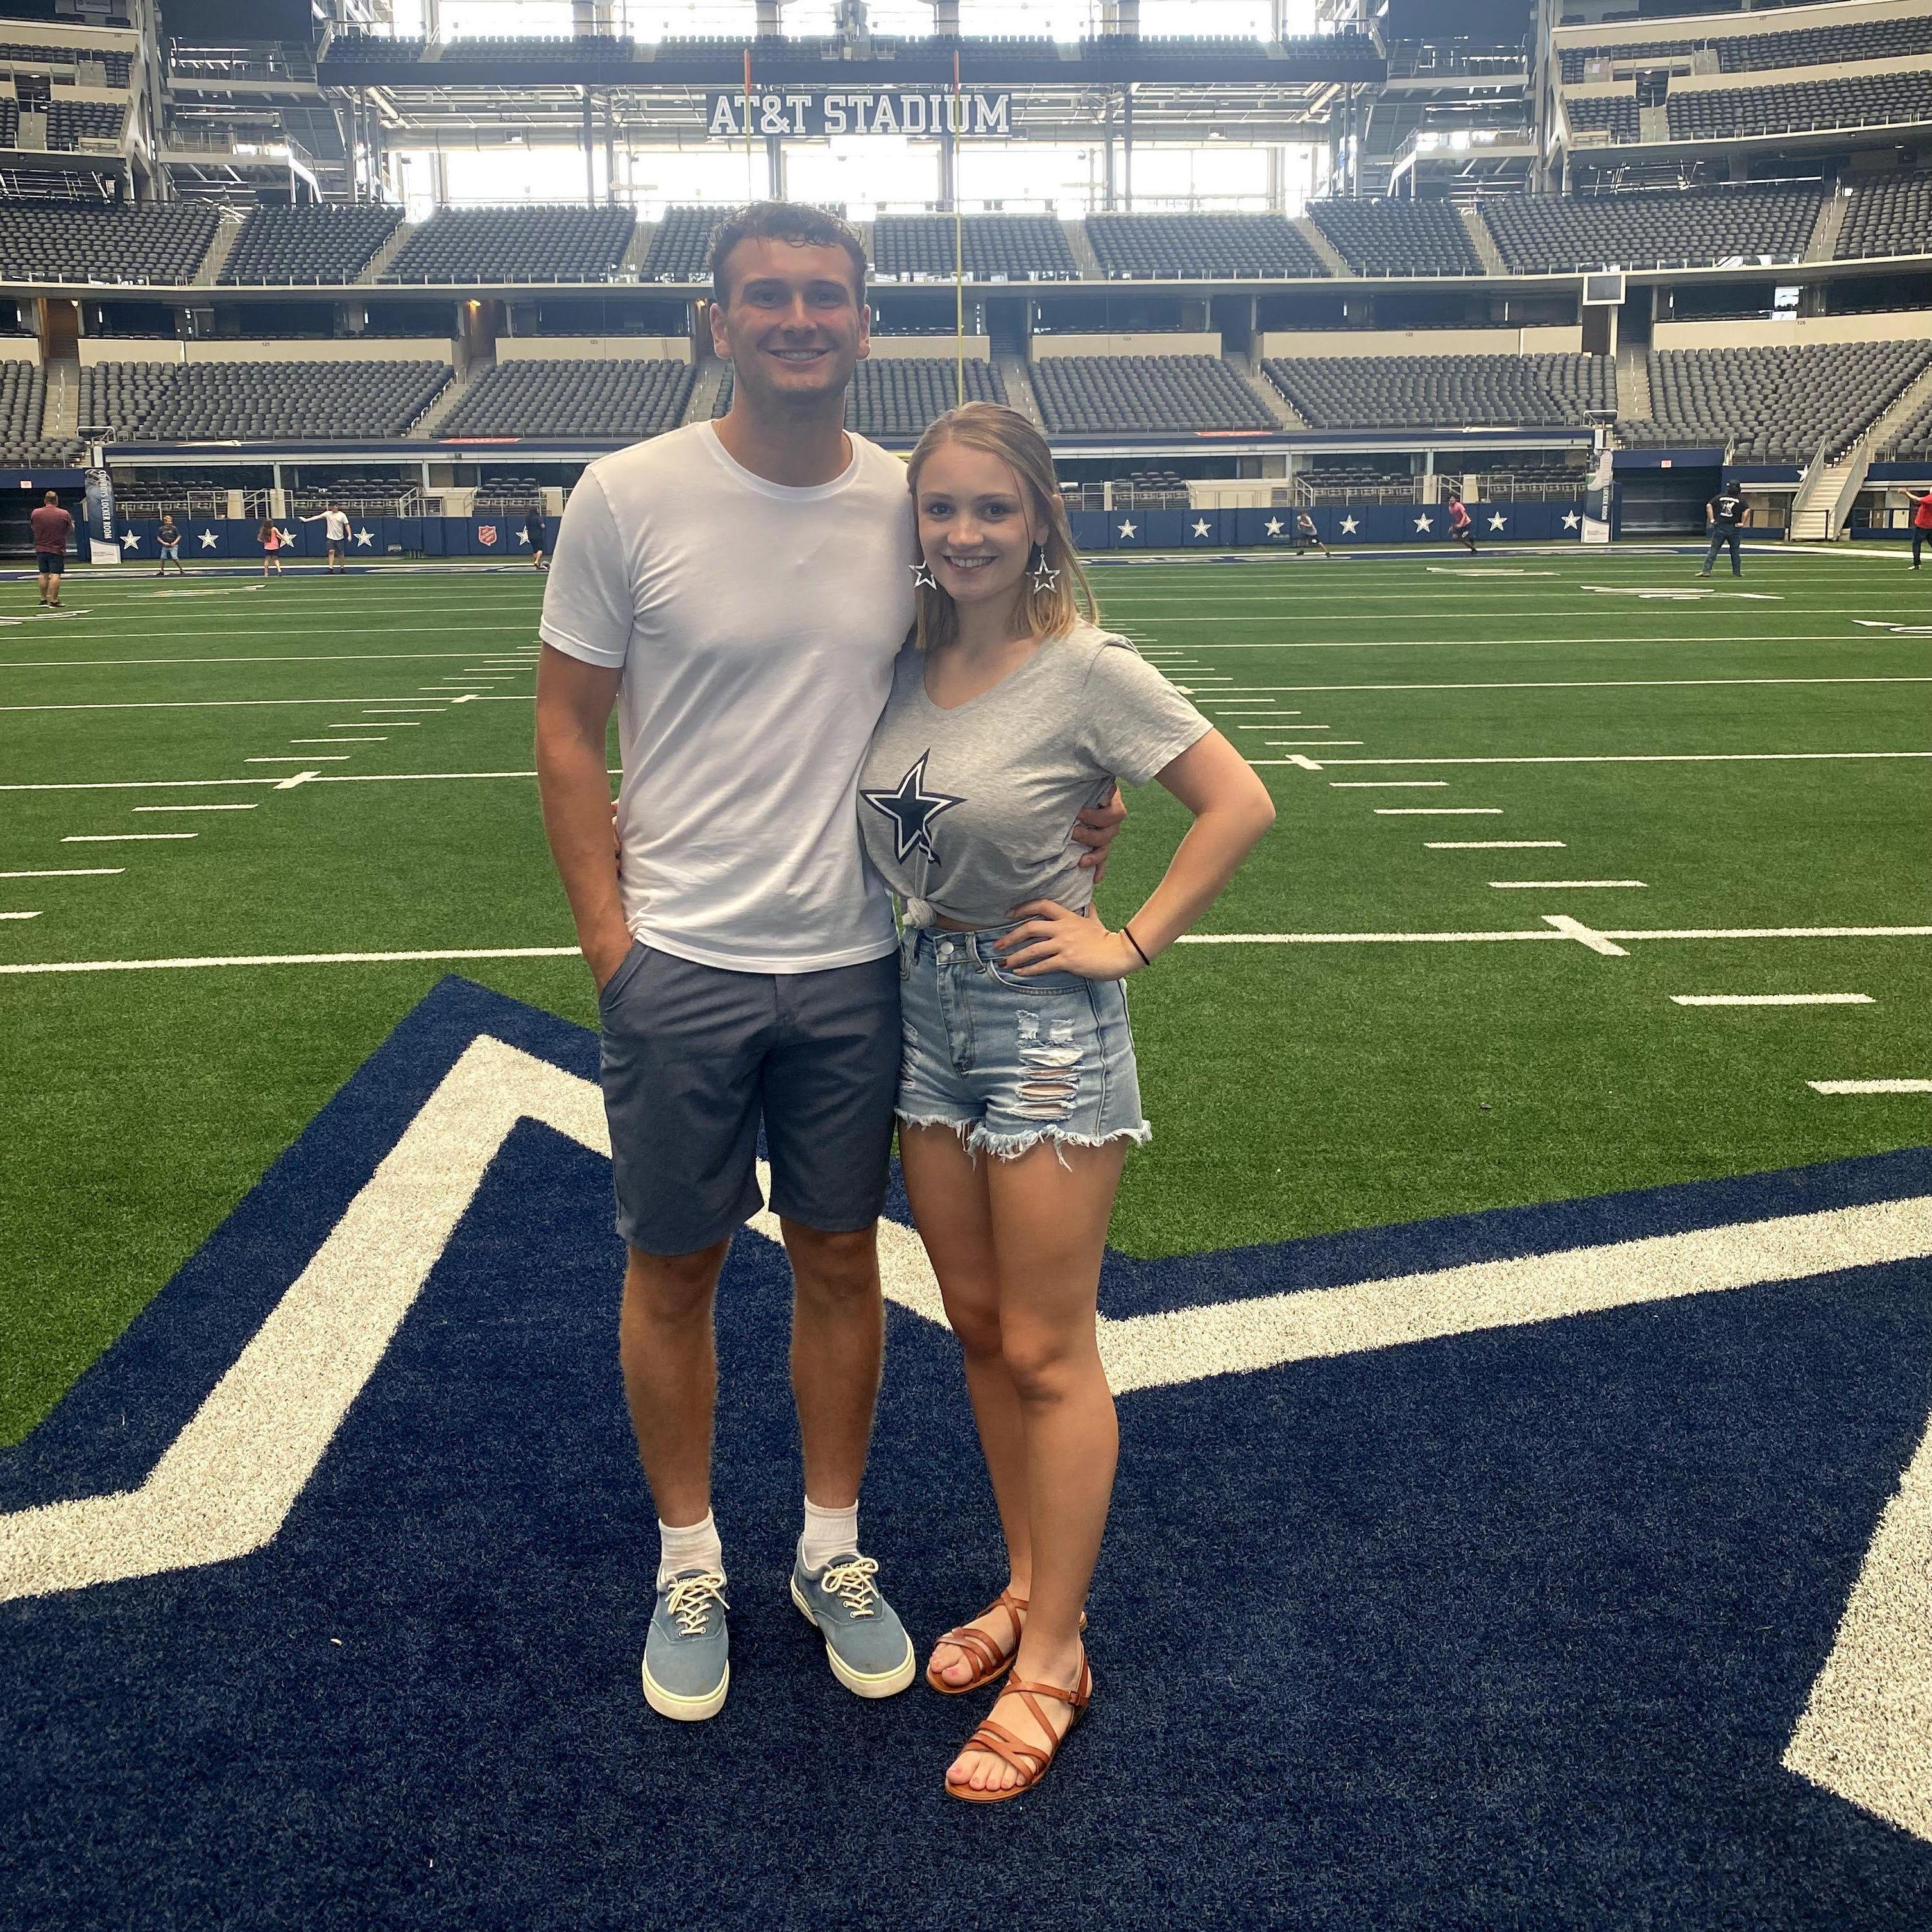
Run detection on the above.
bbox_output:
[618,1237,731,1528]
[781,1220,883,1510]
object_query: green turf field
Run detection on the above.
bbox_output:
[3,545,1928,1446]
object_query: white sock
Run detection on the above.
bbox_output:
[798,1496,860,1573]
[656,1510,722,1589]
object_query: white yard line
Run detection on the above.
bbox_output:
[1490,880,1646,890]
[289,737,384,744]
[1673,994,1874,1006]
[0,868,121,877]
[61,832,196,842]
[8,923,1929,976]
[1328,752,1931,768]
[1375,808,1504,816]
[132,804,257,813]
[246,755,350,764]
[1175,678,1932,695]
[1808,1079,1932,1094]
[1331,782,1446,788]
[0,910,40,920]
[1427,841,1564,849]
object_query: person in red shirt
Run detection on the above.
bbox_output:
[29,490,73,611]
[1908,488,1932,570]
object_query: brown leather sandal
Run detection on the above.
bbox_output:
[925,1589,1027,1695]
[945,1653,1093,1804]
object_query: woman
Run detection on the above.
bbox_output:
[257,517,287,577]
[857,404,1275,1800]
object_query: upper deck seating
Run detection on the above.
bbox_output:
[1086,212,1329,279]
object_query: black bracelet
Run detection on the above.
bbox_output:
[1122,924,1152,968]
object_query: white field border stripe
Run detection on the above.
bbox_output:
[6,926,1932,976]
[2,1034,1928,1858]
[0,698,512,715]
[1163,679,1932,695]
[1786,1405,1932,1838]
[1673,994,1874,1007]
[1808,1079,1932,1095]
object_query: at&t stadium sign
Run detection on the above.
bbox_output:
[705,90,1012,139]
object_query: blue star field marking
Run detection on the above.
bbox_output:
[860,752,961,867]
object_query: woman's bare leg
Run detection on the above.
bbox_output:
[898,1124,1034,1686]
[948,1137,1125,1794]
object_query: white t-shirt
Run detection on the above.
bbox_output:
[539,420,915,974]
[322,509,350,543]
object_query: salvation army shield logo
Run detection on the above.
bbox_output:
[477,524,499,547]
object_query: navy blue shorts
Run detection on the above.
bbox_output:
[36,552,64,576]
[597,939,900,1256]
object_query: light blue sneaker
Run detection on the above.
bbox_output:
[642,1568,730,1722]
[789,1551,916,1699]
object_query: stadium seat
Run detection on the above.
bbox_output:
[872,215,1077,282]
[1835,168,1932,261]
[1623,341,1932,460]
[1030,355,1274,434]
[439,358,695,438]
[712,357,1005,438]
[1482,186,1818,273]
[1666,72,1932,141]
[0,356,81,464]
[80,359,452,441]
[0,201,217,284]
[1305,200,1483,277]
[381,206,635,284]
[1085,212,1329,280]
[1263,354,1614,430]
[642,205,731,282]
[220,205,402,286]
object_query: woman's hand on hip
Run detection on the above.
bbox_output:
[996,900,1140,982]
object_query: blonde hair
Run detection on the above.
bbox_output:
[906,402,1099,651]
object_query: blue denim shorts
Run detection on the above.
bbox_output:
[895,919,1150,1160]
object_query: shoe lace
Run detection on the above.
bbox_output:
[819,1555,882,1620]
[665,1570,727,1637]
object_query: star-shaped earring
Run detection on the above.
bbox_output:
[910,560,938,591]
[1029,551,1059,597]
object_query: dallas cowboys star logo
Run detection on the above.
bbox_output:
[860,752,962,867]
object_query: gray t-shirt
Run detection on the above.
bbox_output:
[857,621,1212,929]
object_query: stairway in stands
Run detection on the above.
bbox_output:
[1614,342,1654,427]
[1294,216,1352,278]
[194,213,241,286]
[684,355,728,423]
[1803,191,1849,265]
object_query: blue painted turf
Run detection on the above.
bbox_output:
[4,979,1930,1929]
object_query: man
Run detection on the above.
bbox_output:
[301,501,351,573]
[30,489,72,611]
[155,512,186,577]
[1700,481,1748,577]
[533,202,1120,1723]
[1445,489,1476,556]
[1294,507,1329,556]
[1907,486,1932,569]
[524,500,548,571]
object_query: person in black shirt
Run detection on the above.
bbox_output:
[524,502,548,572]
[1699,485,1748,577]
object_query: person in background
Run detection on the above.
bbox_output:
[30,489,72,611]
[155,512,186,577]
[1700,482,1749,577]
[1295,507,1329,556]
[301,502,351,574]
[258,517,289,577]
[525,500,549,572]
[1906,486,1932,570]
[1445,489,1477,556]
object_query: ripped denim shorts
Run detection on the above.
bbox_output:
[894,918,1151,1161]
